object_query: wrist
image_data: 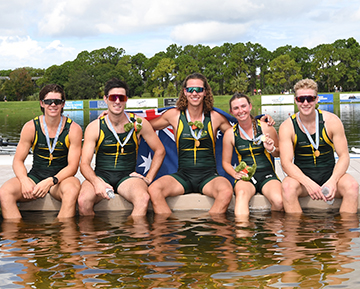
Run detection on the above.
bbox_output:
[266,146,276,154]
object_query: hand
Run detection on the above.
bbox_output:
[260,114,275,126]
[94,178,113,200]
[129,172,151,185]
[321,180,336,202]
[21,178,36,199]
[98,110,109,119]
[303,180,325,201]
[32,178,53,199]
[234,170,249,180]
[262,134,275,152]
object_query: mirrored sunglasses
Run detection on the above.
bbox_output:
[185,87,204,93]
[42,99,64,105]
[107,94,128,102]
[295,95,317,103]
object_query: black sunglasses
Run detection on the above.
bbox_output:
[295,95,317,103]
[42,99,64,105]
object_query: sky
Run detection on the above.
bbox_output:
[1,0,360,70]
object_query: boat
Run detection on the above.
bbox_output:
[0,155,359,212]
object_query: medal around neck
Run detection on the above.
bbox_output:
[297,110,320,157]
[43,116,63,166]
[106,114,134,154]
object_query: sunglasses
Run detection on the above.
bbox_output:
[42,99,64,105]
[107,94,128,102]
[185,87,204,93]
[295,95,317,103]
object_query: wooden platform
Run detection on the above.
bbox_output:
[1,155,359,212]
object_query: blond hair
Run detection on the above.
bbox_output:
[294,79,318,95]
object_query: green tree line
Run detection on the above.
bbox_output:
[1,37,360,101]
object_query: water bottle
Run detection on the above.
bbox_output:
[106,188,115,199]
[321,186,334,205]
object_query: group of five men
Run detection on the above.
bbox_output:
[0,73,358,220]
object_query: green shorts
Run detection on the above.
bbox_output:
[95,168,132,191]
[234,167,279,193]
[301,165,334,186]
[170,167,220,194]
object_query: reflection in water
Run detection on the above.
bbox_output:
[1,211,360,288]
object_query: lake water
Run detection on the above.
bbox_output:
[1,103,360,287]
[1,103,359,150]
[1,210,360,288]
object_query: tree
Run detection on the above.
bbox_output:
[2,68,34,101]
[311,44,343,92]
[151,58,176,97]
[265,55,302,92]
[230,74,248,93]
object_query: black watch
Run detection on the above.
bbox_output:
[52,176,59,185]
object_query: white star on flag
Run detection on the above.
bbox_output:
[138,152,152,174]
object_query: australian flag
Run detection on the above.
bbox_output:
[127,107,239,183]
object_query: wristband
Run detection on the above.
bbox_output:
[266,146,276,154]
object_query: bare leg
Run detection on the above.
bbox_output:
[233,180,255,216]
[148,175,184,215]
[282,176,307,214]
[77,180,104,216]
[262,179,283,211]
[50,176,81,219]
[202,176,233,214]
[0,177,31,219]
[337,173,359,214]
[117,177,150,216]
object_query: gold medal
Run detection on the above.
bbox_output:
[50,153,53,161]
[314,150,320,157]
[195,140,200,147]
[121,147,124,154]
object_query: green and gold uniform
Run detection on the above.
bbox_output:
[233,120,279,192]
[291,109,335,185]
[171,110,220,194]
[94,115,139,190]
[28,116,72,183]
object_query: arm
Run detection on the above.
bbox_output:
[222,128,236,179]
[322,112,350,198]
[12,121,36,199]
[135,117,166,184]
[279,119,324,200]
[211,110,232,134]
[32,121,83,198]
[80,120,112,199]
[149,108,179,131]
[261,123,280,158]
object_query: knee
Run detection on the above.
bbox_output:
[271,196,284,211]
[344,179,359,200]
[281,178,298,199]
[148,183,162,200]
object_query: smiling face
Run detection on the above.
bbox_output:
[104,87,127,115]
[295,88,318,116]
[229,96,252,122]
[184,78,206,108]
[40,92,64,117]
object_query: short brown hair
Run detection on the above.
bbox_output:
[39,84,65,114]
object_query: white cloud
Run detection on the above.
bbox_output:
[1,0,360,69]
[171,21,250,44]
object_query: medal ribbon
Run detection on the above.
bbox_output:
[297,110,319,151]
[106,114,134,152]
[43,115,63,164]
[237,124,264,145]
[185,109,204,141]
